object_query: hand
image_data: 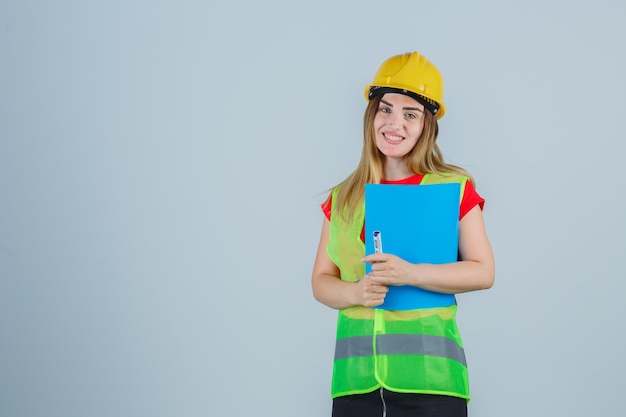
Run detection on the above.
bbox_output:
[354,275,388,307]
[361,253,415,287]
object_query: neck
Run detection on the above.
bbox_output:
[383,158,412,181]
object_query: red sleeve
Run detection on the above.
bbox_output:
[323,180,482,222]
[321,193,332,220]
[460,180,485,219]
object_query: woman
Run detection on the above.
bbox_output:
[311,51,495,417]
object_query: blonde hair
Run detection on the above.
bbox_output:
[333,95,474,222]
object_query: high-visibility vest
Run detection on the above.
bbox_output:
[328,173,471,400]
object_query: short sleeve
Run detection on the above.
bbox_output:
[460,180,485,219]
[321,193,332,220]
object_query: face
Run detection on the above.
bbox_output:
[373,93,425,161]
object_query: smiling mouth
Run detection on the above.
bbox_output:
[383,133,404,142]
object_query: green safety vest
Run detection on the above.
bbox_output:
[328,173,471,400]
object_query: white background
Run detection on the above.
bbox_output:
[1,1,625,416]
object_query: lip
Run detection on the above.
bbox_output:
[382,132,405,143]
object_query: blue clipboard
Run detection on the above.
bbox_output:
[364,183,460,310]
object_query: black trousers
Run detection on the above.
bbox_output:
[332,388,467,417]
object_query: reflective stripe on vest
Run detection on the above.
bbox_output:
[328,173,471,400]
[335,334,467,366]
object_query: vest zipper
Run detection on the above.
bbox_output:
[373,309,384,380]
[374,309,384,334]
[379,387,387,417]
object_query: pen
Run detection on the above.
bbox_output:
[373,231,383,254]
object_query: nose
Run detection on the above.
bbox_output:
[387,112,403,130]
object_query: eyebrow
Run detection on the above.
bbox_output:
[380,99,424,112]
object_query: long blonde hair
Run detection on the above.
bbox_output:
[333,95,474,222]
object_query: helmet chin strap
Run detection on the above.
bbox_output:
[368,86,440,117]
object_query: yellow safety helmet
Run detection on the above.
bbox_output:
[365,51,446,119]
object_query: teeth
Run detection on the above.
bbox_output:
[384,133,403,142]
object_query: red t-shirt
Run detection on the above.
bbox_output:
[321,173,485,242]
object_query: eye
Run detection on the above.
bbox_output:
[405,111,424,120]
[379,106,391,113]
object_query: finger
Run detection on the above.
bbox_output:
[365,294,386,307]
[361,253,390,263]
[368,280,389,291]
[373,286,388,294]
[367,284,387,293]
[365,273,385,281]
[367,274,389,285]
